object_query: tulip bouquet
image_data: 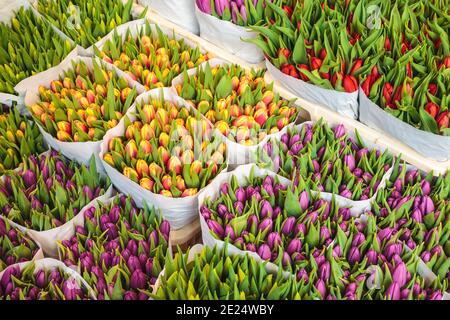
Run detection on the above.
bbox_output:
[0,219,40,272]
[95,22,210,91]
[199,165,447,299]
[0,261,92,300]
[0,151,111,231]
[36,0,146,48]
[196,0,266,26]
[369,162,450,282]
[103,92,227,198]
[257,121,392,201]
[250,0,376,94]
[58,195,170,300]
[0,6,74,94]
[29,59,138,143]
[152,244,304,300]
[175,61,298,146]
[0,103,45,174]
[362,59,450,135]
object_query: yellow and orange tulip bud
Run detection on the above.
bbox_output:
[142,104,156,123]
[277,117,290,130]
[232,115,253,128]
[108,137,122,152]
[181,188,198,197]
[279,106,291,117]
[181,150,195,164]
[167,156,182,175]
[159,132,170,148]
[57,121,72,134]
[262,91,274,105]
[141,124,155,140]
[161,174,172,190]
[57,131,71,142]
[211,151,224,164]
[269,127,279,134]
[160,190,172,197]
[86,90,96,104]
[171,145,183,158]
[215,120,230,136]
[75,76,86,90]
[63,77,74,89]
[95,84,107,97]
[88,128,96,139]
[206,160,218,175]
[231,76,240,91]
[244,104,253,116]
[140,178,154,191]
[190,160,202,175]
[157,146,170,164]
[205,110,216,122]
[123,167,139,182]
[169,105,178,119]
[197,100,210,113]
[30,104,45,117]
[86,115,97,127]
[156,108,169,127]
[149,163,163,178]
[216,99,227,111]
[139,140,152,154]
[255,101,267,111]
[268,102,278,116]
[79,97,89,109]
[50,80,63,92]
[120,88,132,103]
[180,50,190,63]
[73,120,88,133]
[229,104,242,118]
[125,140,138,158]
[125,125,135,140]
[175,175,186,192]
[254,109,268,126]
[136,159,149,178]
[103,153,115,167]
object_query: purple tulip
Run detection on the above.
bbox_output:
[411,209,423,223]
[378,227,394,242]
[124,290,138,300]
[421,196,435,214]
[160,220,170,240]
[316,279,327,299]
[196,0,211,14]
[420,251,431,263]
[281,217,296,235]
[295,223,306,236]
[352,233,366,247]
[385,282,401,300]
[320,226,330,241]
[235,187,246,203]
[108,205,121,224]
[384,243,402,260]
[246,214,258,231]
[75,225,87,236]
[334,124,345,138]
[297,268,309,284]
[332,245,342,258]
[100,252,112,268]
[366,249,378,265]
[428,291,443,300]
[149,230,159,247]
[344,154,356,172]
[267,232,282,249]
[220,182,229,195]
[80,252,93,272]
[207,220,224,237]
[62,279,83,300]
[260,200,273,218]
[338,207,351,221]
[340,189,352,199]
[246,243,256,252]
[258,244,271,261]
[420,180,431,196]
[217,204,229,217]
[391,262,408,287]
[273,207,281,219]
[127,256,142,273]
[348,247,360,265]
[23,169,37,188]
[130,270,147,289]
[35,270,46,288]
[224,224,235,239]
[214,0,228,16]
[318,261,331,281]
[82,185,93,201]
[406,239,416,250]
[258,218,273,233]
[299,191,309,211]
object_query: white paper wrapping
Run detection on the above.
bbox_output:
[359,87,450,162]
[99,88,227,230]
[194,4,263,64]
[138,0,199,35]
[172,58,300,165]
[0,93,21,107]
[266,60,359,119]
[21,56,144,169]
[0,183,113,258]
[0,258,96,299]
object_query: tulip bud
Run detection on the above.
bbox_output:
[258,244,271,261]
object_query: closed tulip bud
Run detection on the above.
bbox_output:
[286,238,301,255]
[384,243,402,260]
[281,217,296,235]
[348,247,360,265]
[123,167,138,182]
[167,156,182,175]
[315,279,327,299]
[125,140,138,159]
[343,154,356,172]
[352,233,366,247]
[320,226,331,241]
[139,178,154,191]
[148,163,163,178]
[130,270,147,289]
[127,256,142,273]
[35,269,46,288]
[208,220,224,238]
[318,261,331,281]
[299,191,309,211]
[258,218,273,233]
[258,244,271,261]
[62,279,83,300]
[23,169,37,188]
[135,160,149,178]
[386,282,401,300]
[267,232,282,249]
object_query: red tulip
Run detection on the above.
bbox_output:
[383,83,394,103]
[428,83,438,96]
[350,59,363,75]
[361,75,372,96]
[384,37,391,51]
[319,48,327,60]
[296,64,310,81]
[343,75,358,93]
[311,57,322,70]
[437,111,449,129]
[425,102,440,119]
[277,48,290,59]
[444,56,450,68]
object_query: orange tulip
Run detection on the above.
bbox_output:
[167,156,182,175]
[123,167,139,182]
[181,188,198,197]
[157,146,170,164]
[136,159,149,178]
[140,178,154,191]
[125,140,138,158]
[57,121,72,134]
[254,109,268,126]
[162,174,172,190]
[176,175,186,192]
[215,120,230,136]
[190,160,202,175]
[159,132,170,148]
[149,163,163,178]
[139,140,152,154]
[160,190,172,197]
[141,124,155,140]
